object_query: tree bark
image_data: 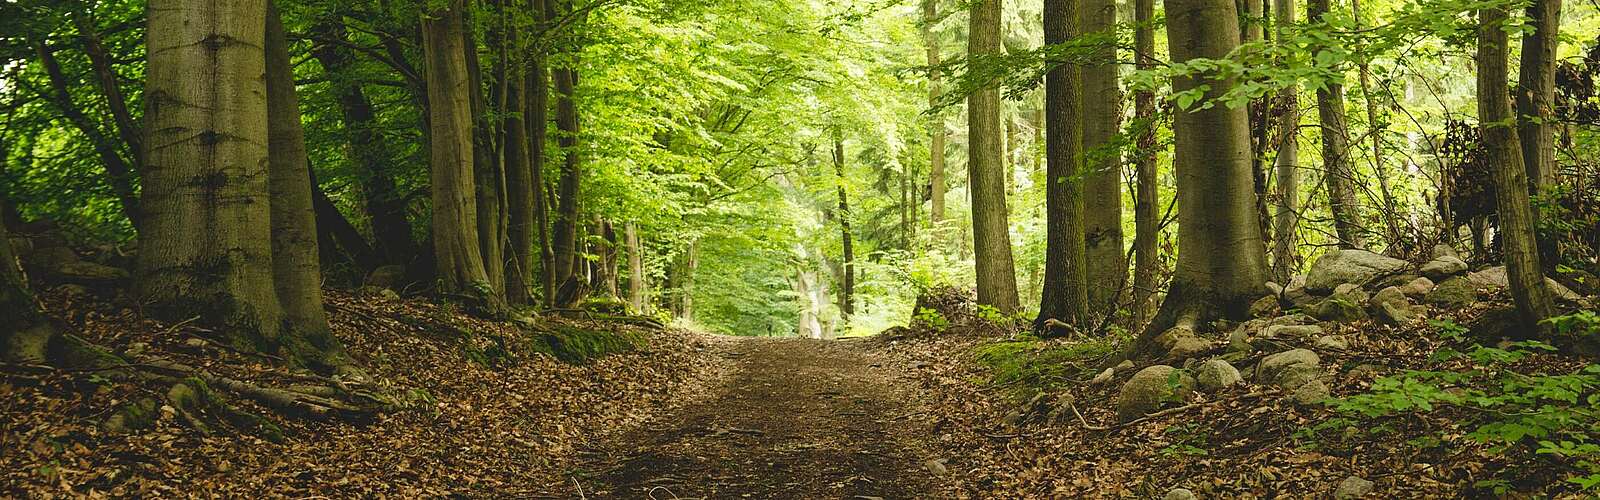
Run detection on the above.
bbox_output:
[626,222,645,312]
[1478,6,1555,335]
[1352,0,1401,246]
[139,0,286,358]
[1271,0,1301,281]
[1083,0,1124,314]
[1308,0,1364,249]
[924,0,946,226]
[968,0,1022,314]
[71,9,144,174]
[833,136,856,320]
[526,2,556,305]
[1130,0,1268,357]
[308,17,416,267]
[1517,0,1562,270]
[1132,0,1159,321]
[1,203,54,363]
[421,0,497,309]
[468,9,507,297]
[265,4,355,372]
[503,25,535,306]
[1037,0,1089,329]
[31,40,141,225]
[550,66,583,287]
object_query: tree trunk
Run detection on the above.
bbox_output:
[139,0,286,359]
[525,7,556,305]
[924,0,946,226]
[308,17,416,267]
[1517,0,1562,270]
[31,40,141,225]
[833,137,856,320]
[968,0,1021,314]
[1478,6,1555,335]
[265,4,354,372]
[1083,0,1124,314]
[504,52,535,306]
[626,222,645,312]
[468,10,507,298]
[1,204,54,363]
[550,66,582,286]
[1132,0,1159,321]
[311,179,379,269]
[1308,0,1363,249]
[1352,0,1401,246]
[1037,0,1088,329]
[421,0,497,309]
[1130,0,1268,358]
[1271,0,1301,281]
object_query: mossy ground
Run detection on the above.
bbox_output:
[973,333,1125,402]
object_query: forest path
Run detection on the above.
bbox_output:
[569,336,942,499]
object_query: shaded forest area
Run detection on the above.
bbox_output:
[2,0,1600,495]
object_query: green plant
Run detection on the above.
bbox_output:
[913,307,950,330]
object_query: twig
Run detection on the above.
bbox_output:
[571,477,587,500]
[1068,400,1109,431]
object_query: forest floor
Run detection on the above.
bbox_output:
[567,337,943,498]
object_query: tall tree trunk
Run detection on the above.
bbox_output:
[311,179,379,269]
[31,40,141,225]
[1,202,54,363]
[1517,0,1562,270]
[1244,0,1273,256]
[504,50,535,306]
[1308,0,1364,249]
[139,0,287,358]
[468,10,506,297]
[833,137,856,320]
[1037,0,1088,329]
[550,66,583,287]
[309,17,416,267]
[1271,0,1301,282]
[525,4,556,305]
[968,0,1021,313]
[1478,6,1555,336]
[924,0,946,226]
[1130,0,1268,358]
[1083,0,1124,314]
[422,0,497,309]
[625,222,645,312]
[265,4,355,372]
[1132,0,1159,321]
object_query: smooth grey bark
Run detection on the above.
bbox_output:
[1271,0,1301,281]
[925,0,947,225]
[1083,0,1124,314]
[422,0,497,309]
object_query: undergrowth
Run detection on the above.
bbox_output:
[974,330,1128,402]
[462,324,646,368]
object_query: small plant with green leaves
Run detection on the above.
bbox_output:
[913,307,950,330]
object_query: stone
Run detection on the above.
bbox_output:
[1090,368,1116,385]
[1267,314,1315,327]
[1305,249,1411,293]
[365,265,407,290]
[1400,277,1435,298]
[1314,335,1349,350]
[1249,295,1281,318]
[1420,256,1468,280]
[1154,326,1198,349]
[1283,275,1316,307]
[1276,364,1324,390]
[1334,475,1375,499]
[1347,364,1384,380]
[1115,360,1136,373]
[1376,273,1422,289]
[183,337,207,348]
[1116,365,1195,422]
[1165,337,1212,363]
[1165,488,1198,500]
[1425,276,1479,307]
[1266,281,1283,296]
[1431,243,1459,260]
[1375,300,1415,325]
[1310,293,1368,323]
[1291,379,1331,406]
[1227,326,1253,352]
[1259,349,1320,387]
[1195,359,1243,391]
[1371,286,1407,306]
[1333,283,1360,296]
[1467,266,1583,302]
[1260,324,1323,339]
[378,288,400,301]
[924,459,948,476]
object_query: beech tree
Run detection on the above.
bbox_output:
[1129,0,1269,357]
[1271,0,1301,281]
[1037,0,1088,329]
[1308,0,1364,249]
[968,0,1021,314]
[1131,0,1159,321]
[924,0,947,226]
[1082,0,1124,313]
[1518,0,1562,268]
[422,0,498,309]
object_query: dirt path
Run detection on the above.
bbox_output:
[569,337,942,499]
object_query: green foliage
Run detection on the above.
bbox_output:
[973,336,1121,402]
[1326,313,1600,490]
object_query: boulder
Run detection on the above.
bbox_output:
[1430,243,1459,260]
[1227,326,1253,352]
[1267,314,1315,327]
[1375,300,1416,325]
[1310,290,1368,323]
[1249,295,1281,318]
[1376,273,1422,289]
[1425,277,1479,307]
[1283,275,1316,307]
[365,265,407,290]
[1291,379,1331,406]
[1090,367,1116,385]
[1116,365,1195,422]
[1467,266,1583,302]
[1260,324,1323,339]
[1314,335,1349,350]
[1114,359,1136,373]
[1305,249,1411,293]
[1420,256,1468,280]
[1259,349,1320,388]
[1400,277,1435,298]
[1164,337,1212,364]
[1195,359,1243,391]
[1371,286,1407,306]
[1332,283,1360,296]
[1265,281,1284,296]
[1334,475,1375,499]
[1165,488,1198,500]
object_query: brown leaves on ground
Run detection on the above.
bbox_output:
[1,288,720,497]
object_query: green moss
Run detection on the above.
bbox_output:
[973,336,1123,402]
[530,325,645,365]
